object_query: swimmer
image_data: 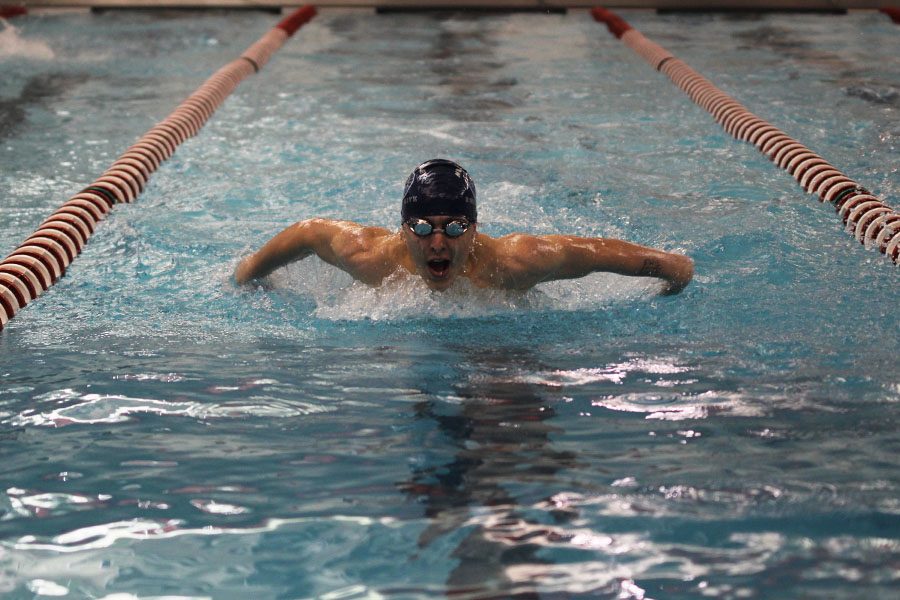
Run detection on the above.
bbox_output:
[234,159,694,294]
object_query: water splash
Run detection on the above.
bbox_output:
[311,271,552,321]
[272,260,656,322]
[0,20,54,60]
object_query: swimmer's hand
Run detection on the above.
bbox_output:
[655,254,694,295]
[234,255,266,286]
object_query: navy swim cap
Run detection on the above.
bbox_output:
[401,159,477,223]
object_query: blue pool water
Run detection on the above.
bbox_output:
[1,7,899,599]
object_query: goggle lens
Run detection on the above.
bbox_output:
[408,219,469,238]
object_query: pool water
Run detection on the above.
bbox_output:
[1,8,898,599]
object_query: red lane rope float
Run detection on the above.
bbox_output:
[881,8,900,24]
[0,5,27,19]
[0,5,318,331]
[590,7,900,267]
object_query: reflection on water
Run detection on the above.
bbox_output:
[1,335,898,598]
[320,12,522,122]
[0,71,85,140]
[10,389,333,427]
[400,346,579,597]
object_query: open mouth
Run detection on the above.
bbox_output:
[427,259,451,278]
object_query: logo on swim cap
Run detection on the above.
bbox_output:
[401,158,477,223]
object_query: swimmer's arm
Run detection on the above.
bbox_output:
[504,235,694,294]
[234,219,389,285]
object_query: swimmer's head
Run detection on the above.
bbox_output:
[401,159,477,223]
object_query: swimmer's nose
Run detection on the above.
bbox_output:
[428,232,449,251]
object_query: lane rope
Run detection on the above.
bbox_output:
[591,7,900,267]
[0,5,27,19]
[881,8,900,24]
[0,5,318,330]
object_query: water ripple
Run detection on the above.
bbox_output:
[7,391,334,428]
[4,488,110,520]
[6,514,399,553]
[498,357,692,387]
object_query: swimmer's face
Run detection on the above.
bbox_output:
[402,215,476,291]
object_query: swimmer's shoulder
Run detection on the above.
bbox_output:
[468,232,536,288]
[329,220,403,260]
[311,221,403,284]
[315,220,393,246]
[478,231,551,261]
[470,232,566,289]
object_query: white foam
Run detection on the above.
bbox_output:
[273,259,655,322]
[0,20,54,60]
[9,391,334,428]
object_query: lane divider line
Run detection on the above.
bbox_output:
[0,5,316,330]
[881,8,900,24]
[591,7,900,266]
[0,5,318,331]
[0,5,27,19]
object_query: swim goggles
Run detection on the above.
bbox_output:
[405,218,470,238]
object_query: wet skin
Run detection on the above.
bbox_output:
[234,215,694,294]
[401,215,477,291]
